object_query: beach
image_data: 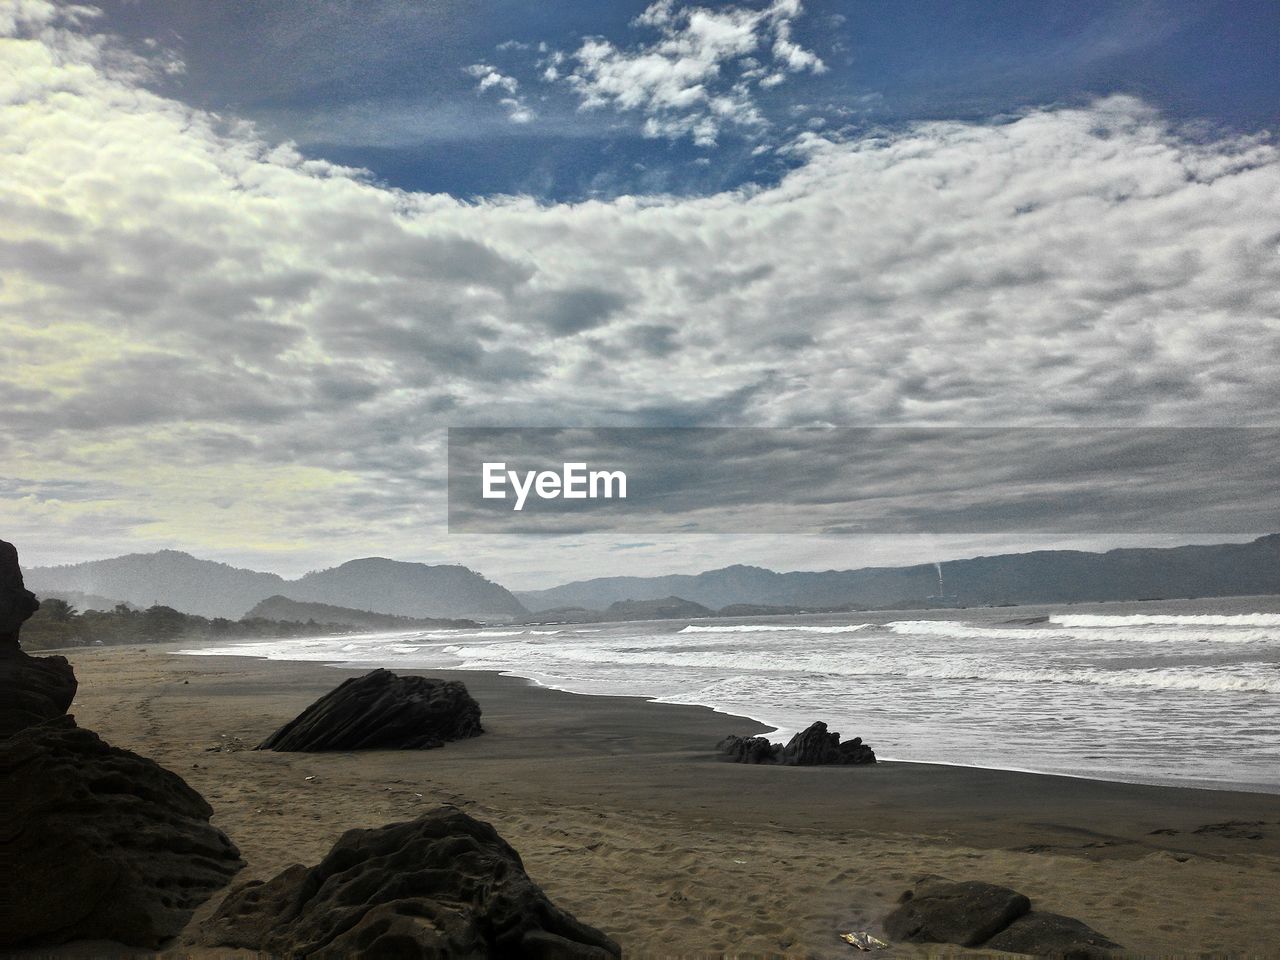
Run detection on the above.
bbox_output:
[17,645,1280,958]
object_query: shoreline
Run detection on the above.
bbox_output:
[25,643,1280,956]
[173,639,1280,798]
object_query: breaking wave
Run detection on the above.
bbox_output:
[679,623,872,635]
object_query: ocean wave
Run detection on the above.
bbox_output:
[678,623,872,635]
[1051,613,1280,627]
[887,619,1277,644]
[901,663,1280,695]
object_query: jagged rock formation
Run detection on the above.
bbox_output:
[0,539,76,737]
[717,721,876,766]
[883,876,1120,956]
[780,720,876,765]
[258,669,483,751]
[0,716,243,948]
[716,733,781,764]
[202,806,622,959]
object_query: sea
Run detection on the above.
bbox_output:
[183,594,1280,794]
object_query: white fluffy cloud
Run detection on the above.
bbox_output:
[465,62,534,123]
[2,4,1278,576]
[550,0,826,146]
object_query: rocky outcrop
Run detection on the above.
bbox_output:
[0,539,40,650]
[716,733,781,764]
[884,877,1030,947]
[985,911,1125,958]
[258,669,483,751]
[0,651,77,738]
[780,721,876,765]
[0,539,77,737]
[202,806,621,959]
[0,716,243,948]
[717,721,876,766]
[883,876,1120,956]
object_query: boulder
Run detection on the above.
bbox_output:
[883,876,1030,947]
[0,648,77,738]
[717,721,876,766]
[716,734,781,764]
[0,539,77,737]
[0,539,39,651]
[0,716,243,948]
[781,721,876,765]
[202,805,622,959]
[985,911,1123,958]
[257,668,483,751]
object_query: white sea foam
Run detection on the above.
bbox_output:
[1051,613,1280,627]
[887,619,1277,644]
[679,623,872,634]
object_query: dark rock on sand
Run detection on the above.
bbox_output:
[0,648,77,738]
[883,876,1030,947]
[781,721,876,765]
[719,721,876,766]
[985,911,1123,958]
[258,668,483,751]
[0,715,243,948]
[202,805,621,959]
[716,733,782,764]
[0,539,77,737]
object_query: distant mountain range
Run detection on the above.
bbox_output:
[515,535,1280,612]
[22,535,1280,624]
[244,596,478,631]
[26,551,527,621]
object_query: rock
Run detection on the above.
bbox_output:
[202,805,621,959]
[781,721,876,765]
[0,648,78,738]
[718,721,875,766]
[0,539,40,651]
[984,911,1123,958]
[883,876,1030,947]
[716,734,781,764]
[0,716,243,948]
[257,668,483,751]
[0,540,77,737]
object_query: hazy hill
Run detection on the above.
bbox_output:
[282,558,526,620]
[244,596,478,631]
[26,552,527,621]
[27,551,286,619]
[32,589,133,613]
[517,534,1280,611]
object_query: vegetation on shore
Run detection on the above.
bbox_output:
[21,598,368,652]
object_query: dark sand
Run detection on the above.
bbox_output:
[19,646,1280,957]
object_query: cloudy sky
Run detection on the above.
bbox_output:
[2,0,1277,587]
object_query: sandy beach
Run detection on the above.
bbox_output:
[17,645,1280,959]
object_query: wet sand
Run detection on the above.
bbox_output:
[21,645,1280,958]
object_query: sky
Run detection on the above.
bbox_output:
[1,0,1278,588]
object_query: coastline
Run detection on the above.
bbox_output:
[28,644,1280,957]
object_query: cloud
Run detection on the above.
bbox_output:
[548,0,826,147]
[465,62,535,123]
[1,7,1277,575]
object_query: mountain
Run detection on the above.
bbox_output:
[26,551,286,619]
[25,552,527,621]
[31,589,133,613]
[282,558,526,621]
[243,596,478,631]
[516,535,1280,611]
